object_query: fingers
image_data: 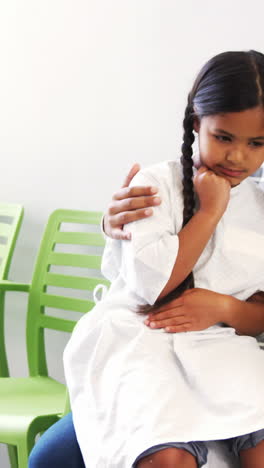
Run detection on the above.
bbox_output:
[144,308,191,332]
[145,316,190,332]
[145,304,185,326]
[110,229,132,241]
[145,315,186,327]
[150,297,184,315]
[122,163,141,188]
[107,192,161,228]
[104,187,161,236]
[144,298,189,332]
[105,165,162,239]
[165,324,191,333]
[197,165,209,174]
[108,207,154,228]
[109,193,161,215]
[113,185,158,201]
[195,166,215,180]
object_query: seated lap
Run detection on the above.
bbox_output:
[28,412,85,468]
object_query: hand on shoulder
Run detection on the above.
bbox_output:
[103,163,161,240]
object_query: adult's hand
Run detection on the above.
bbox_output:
[103,163,161,240]
[144,288,232,333]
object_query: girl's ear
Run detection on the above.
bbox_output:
[193,116,200,133]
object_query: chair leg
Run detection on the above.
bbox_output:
[7,445,18,468]
[0,293,9,377]
[17,442,30,468]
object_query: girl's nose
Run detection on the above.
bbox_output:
[225,147,247,164]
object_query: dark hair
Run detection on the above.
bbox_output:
[139,50,264,314]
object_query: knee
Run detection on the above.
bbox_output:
[137,447,197,468]
[28,445,46,468]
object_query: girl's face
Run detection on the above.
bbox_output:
[194,106,264,187]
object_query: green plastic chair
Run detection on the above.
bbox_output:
[0,203,24,378]
[0,203,24,468]
[0,209,110,468]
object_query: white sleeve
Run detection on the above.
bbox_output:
[120,168,180,305]
[101,237,121,282]
[100,215,107,240]
[100,210,121,282]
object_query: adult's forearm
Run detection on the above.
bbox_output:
[223,296,264,337]
[158,210,221,300]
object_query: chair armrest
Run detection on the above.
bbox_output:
[0,280,30,292]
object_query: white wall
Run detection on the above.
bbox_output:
[1,1,264,465]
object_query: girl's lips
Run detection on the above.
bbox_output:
[218,166,245,177]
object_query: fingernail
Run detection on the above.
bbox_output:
[150,187,158,194]
[153,197,161,205]
[150,322,156,328]
[144,320,150,326]
[144,208,152,216]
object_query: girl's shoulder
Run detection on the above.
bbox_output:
[236,176,264,218]
[243,176,264,203]
[130,159,183,190]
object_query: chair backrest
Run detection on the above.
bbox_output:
[26,209,110,377]
[0,203,24,279]
[0,203,24,377]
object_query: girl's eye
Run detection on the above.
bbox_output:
[213,136,264,147]
[214,135,231,142]
[249,141,264,148]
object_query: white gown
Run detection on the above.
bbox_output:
[64,160,264,468]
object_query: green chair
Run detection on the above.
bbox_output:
[0,209,110,468]
[0,203,24,468]
[0,202,24,378]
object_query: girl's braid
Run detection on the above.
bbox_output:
[178,101,196,290]
[181,102,195,226]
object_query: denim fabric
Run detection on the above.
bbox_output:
[133,441,208,467]
[227,428,264,457]
[28,412,85,468]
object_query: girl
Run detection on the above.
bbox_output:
[64,50,264,468]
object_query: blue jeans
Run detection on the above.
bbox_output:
[29,412,85,468]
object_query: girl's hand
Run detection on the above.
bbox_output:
[103,163,161,240]
[144,288,232,333]
[194,166,231,218]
